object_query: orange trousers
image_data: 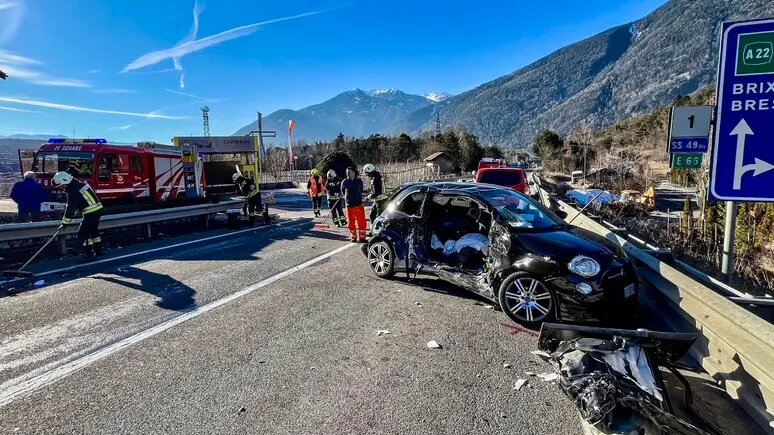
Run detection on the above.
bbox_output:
[346,205,367,240]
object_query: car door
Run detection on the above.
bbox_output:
[380,186,429,272]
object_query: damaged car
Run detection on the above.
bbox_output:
[366,182,639,327]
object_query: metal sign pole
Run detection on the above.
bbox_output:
[721,200,737,280]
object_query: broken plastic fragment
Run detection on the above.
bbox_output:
[376,330,392,336]
[525,371,536,376]
[426,340,442,349]
[513,379,527,390]
[503,363,512,369]
[531,350,551,358]
[483,304,494,310]
[415,302,423,307]
[33,280,45,287]
[537,372,559,382]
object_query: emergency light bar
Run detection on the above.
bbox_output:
[48,138,107,144]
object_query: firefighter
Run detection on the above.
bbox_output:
[307,168,326,217]
[51,171,103,260]
[341,166,366,242]
[325,169,346,227]
[363,163,387,225]
[232,173,261,216]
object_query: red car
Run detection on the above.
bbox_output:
[474,167,528,193]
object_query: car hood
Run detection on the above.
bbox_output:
[514,226,621,263]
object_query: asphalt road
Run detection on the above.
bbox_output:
[0,219,582,435]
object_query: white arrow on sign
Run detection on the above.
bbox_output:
[731,118,774,190]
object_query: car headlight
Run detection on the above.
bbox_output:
[568,256,600,278]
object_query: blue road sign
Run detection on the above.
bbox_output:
[670,137,709,153]
[711,18,774,202]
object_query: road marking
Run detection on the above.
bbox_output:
[0,218,311,285]
[0,241,355,407]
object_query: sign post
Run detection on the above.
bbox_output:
[710,18,774,279]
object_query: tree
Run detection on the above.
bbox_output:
[315,151,355,178]
[569,125,594,180]
[265,148,289,181]
[532,130,563,163]
[439,130,463,172]
[334,133,346,149]
[460,131,485,172]
[484,145,504,159]
[394,133,415,161]
[682,197,693,234]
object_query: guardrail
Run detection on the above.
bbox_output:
[535,183,774,434]
[0,200,242,254]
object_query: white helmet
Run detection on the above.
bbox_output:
[232,173,241,182]
[363,164,376,174]
[326,169,337,179]
[52,171,73,186]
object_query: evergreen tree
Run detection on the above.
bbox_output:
[395,133,414,161]
[484,145,505,159]
[532,130,563,161]
[439,130,463,172]
[460,131,485,171]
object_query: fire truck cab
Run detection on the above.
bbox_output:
[24,138,204,209]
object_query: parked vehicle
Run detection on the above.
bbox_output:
[477,158,507,171]
[474,166,528,193]
[19,138,204,208]
[366,182,639,327]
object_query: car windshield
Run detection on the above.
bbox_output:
[479,170,522,186]
[477,188,563,230]
[34,151,95,176]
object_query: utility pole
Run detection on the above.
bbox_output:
[246,112,277,187]
[201,106,211,137]
[435,112,442,138]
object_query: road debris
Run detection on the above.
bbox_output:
[503,363,512,369]
[415,302,423,307]
[513,379,527,390]
[33,280,45,287]
[426,340,442,349]
[530,350,550,358]
[376,329,392,336]
[536,372,559,382]
[237,406,247,415]
[524,371,536,376]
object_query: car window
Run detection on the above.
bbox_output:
[478,188,562,230]
[395,191,425,216]
[131,156,143,173]
[479,170,522,186]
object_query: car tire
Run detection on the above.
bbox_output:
[368,240,396,279]
[498,273,556,328]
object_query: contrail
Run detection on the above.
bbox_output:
[0,97,185,119]
[122,7,342,73]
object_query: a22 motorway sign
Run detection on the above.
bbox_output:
[710,18,774,201]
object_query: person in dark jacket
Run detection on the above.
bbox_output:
[10,171,47,223]
[232,173,261,216]
[52,171,103,259]
[325,169,346,227]
[341,167,366,242]
[363,164,387,225]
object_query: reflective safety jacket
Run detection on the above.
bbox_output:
[236,177,259,198]
[368,171,387,201]
[325,177,342,201]
[307,175,326,197]
[61,179,103,225]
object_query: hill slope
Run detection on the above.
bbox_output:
[413,0,774,147]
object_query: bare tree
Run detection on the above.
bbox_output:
[569,124,595,183]
[265,148,289,182]
[595,149,639,191]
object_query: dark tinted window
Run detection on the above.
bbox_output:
[479,170,522,186]
[131,156,143,173]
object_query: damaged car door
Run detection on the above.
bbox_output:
[380,186,430,274]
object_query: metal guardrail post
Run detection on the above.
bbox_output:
[58,235,66,255]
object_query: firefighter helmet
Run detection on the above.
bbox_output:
[52,171,74,186]
[326,169,336,179]
[311,168,319,176]
[232,173,241,183]
[363,164,376,175]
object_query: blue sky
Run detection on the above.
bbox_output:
[0,0,667,143]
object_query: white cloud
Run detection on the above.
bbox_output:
[164,88,219,102]
[0,105,36,113]
[91,88,136,94]
[122,8,340,72]
[87,69,101,74]
[0,96,186,119]
[0,50,41,65]
[113,124,133,131]
[127,68,177,74]
[171,0,204,89]
[1,62,93,88]
[0,0,23,44]
[30,78,92,88]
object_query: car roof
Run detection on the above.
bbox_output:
[477,166,526,172]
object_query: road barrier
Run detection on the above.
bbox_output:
[536,183,774,434]
[0,201,242,254]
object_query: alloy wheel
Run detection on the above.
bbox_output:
[503,277,553,323]
[369,243,391,275]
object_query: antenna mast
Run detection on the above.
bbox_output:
[201,106,211,137]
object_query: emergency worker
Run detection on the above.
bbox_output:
[341,166,366,242]
[325,169,346,227]
[307,168,326,217]
[363,163,387,224]
[233,173,261,216]
[51,171,103,259]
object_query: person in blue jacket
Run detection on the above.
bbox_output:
[10,171,47,223]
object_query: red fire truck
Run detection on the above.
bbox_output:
[22,138,205,208]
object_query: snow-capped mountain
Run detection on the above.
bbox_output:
[233,88,434,143]
[422,92,453,103]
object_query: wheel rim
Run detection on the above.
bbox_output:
[368,243,391,274]
[503,277,552,322]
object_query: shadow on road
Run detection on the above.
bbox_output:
[394,275,493,305]
[92,266,196,311]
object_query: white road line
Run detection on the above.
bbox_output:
[0,242,356,408]
[0,219,310,285]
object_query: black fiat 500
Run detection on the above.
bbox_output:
[366,182,639,327]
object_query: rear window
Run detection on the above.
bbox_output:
[479,170,523,186]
